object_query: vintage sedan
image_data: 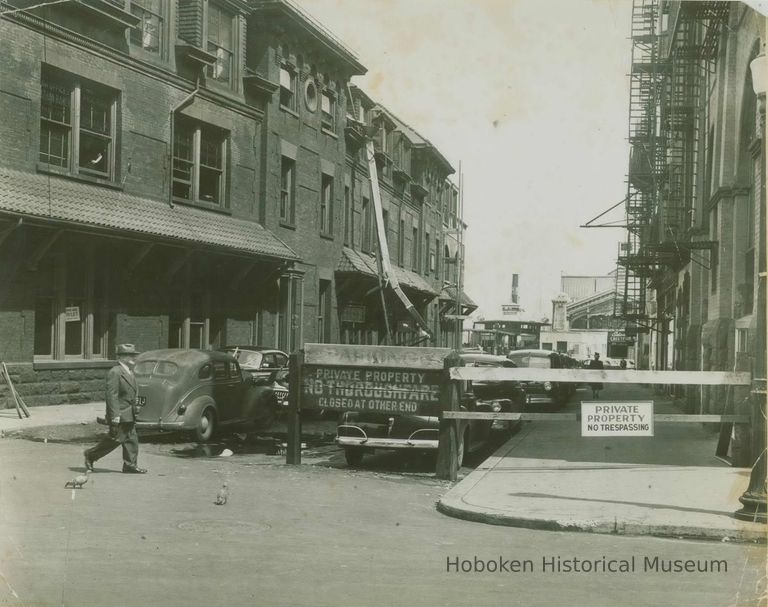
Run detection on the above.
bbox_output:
[132,349,279,442]
[506,349,574,408]
[219,346,289,408]
[219,346,288,380]
[335,352,521,467]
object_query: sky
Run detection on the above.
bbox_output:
[298,0,636,320]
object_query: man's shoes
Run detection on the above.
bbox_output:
[84,451,95,472]
[122,465,147,474]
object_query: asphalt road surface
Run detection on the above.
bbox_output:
[0,429,765,607]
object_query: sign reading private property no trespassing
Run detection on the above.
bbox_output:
[581,401,654,437]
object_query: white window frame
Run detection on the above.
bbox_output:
[39,70,117,180]
[321,90,336,132]
[279,65,297,112]
[320,173,334,235]
[206,2,235,86]
[280,156,296,224]
[129,0,165,56]
[172,117,228,207]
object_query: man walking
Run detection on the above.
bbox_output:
[588,352,604,399]
[84,344,147,474]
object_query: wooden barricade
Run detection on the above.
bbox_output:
[285,345,754,482]
[286,344,452,465]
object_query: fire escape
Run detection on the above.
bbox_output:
[616,0,729,322]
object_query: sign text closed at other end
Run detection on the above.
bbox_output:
[581,401,654,437]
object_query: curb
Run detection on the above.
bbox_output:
[436,492,767,544]
[437,424,767,544]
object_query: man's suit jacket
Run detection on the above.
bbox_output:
[105,363,137,423]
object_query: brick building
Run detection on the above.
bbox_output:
[0,0,473,407]
[615,1,765,416]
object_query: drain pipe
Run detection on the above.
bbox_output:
[168,75,201,208]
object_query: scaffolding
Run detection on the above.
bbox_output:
[616,0,728,321]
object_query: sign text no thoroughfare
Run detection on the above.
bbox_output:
[301,365,443,414]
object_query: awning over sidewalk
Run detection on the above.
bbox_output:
[439,284,477,313]
[0,168,298,262]
[336,247,437,296]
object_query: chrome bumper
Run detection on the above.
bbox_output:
[336,424,438,450]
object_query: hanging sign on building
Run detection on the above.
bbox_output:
[64,306,81,322]
[581,401,654,436]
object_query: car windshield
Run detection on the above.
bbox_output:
[508,354,551,369]
[226,349,263,369]
[134,360,179,378]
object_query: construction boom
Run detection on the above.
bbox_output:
[365,139,433,342]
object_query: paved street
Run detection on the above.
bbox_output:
[1,404,765,607]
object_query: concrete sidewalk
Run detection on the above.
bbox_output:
[439,387,767,543]
[0,401,104,432]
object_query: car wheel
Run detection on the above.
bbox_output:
[344,448,364,467]
[194,407,216,443]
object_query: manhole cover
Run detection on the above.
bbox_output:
[176,519,271,534]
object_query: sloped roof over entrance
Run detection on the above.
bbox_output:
[336,247,437,296]
[0,168,298,262]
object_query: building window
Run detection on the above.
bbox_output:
[556,341,567,353]
[362,197,372,252]
[130,0,164,55]
[39,69,117,179]
[424,232,431,275]
[280,65,297,111]
[343,184,351,245]
[411,227,419,271]
[280,156,295,224]
[172,117,228,207]
[169,291,209,349]
[736,329,749,354]
[317,279,332,343]
[34,247,108,360]
[207,3,234,85]
[398,219,406,267]
[320,173,333,235]
[321,90,336,131]
[434,238,440,277]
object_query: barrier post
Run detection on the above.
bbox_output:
[436,352,461,481]
[286,350,303,465]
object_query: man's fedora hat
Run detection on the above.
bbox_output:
[116,343,141,356]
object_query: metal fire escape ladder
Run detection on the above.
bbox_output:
[616,0,666,320]
[365,139,433,341]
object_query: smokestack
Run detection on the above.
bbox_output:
[511,273,519,304]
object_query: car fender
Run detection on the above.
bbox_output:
[181,395,217,428]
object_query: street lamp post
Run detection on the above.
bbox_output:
[735,45,768,523]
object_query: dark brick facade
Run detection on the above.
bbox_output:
[0,0,472,408]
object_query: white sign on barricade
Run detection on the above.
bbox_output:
[581,401,654,437]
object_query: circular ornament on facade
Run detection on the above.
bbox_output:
[304,78,318,112]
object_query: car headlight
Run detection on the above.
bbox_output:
[544,381,552,391]
[491,402,502,412]
[178,404,187,415]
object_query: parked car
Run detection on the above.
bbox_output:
[336,352,521,467]
[219,345,289,409]
[132,349,280,442]
[506,349,573,408]
[219,346,288,380]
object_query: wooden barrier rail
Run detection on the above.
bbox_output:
[448,367,752,385]
[441,411,750,423]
